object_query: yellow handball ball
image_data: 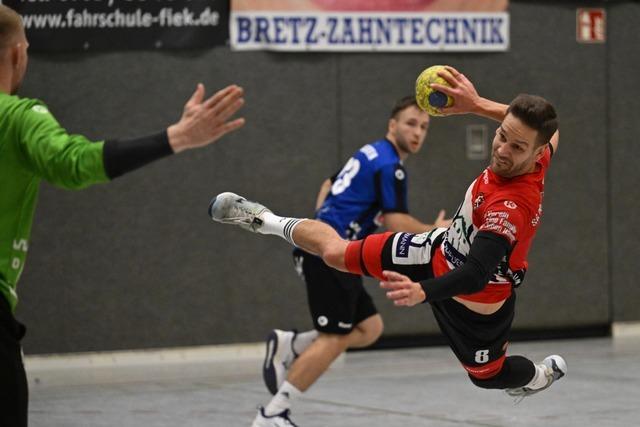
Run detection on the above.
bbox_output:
[415,65,454,116]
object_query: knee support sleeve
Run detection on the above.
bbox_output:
[468,355,536,389]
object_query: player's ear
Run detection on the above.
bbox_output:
[388,118,397,133]
[10,41,26,70]
[10,43,20,67]
[534,142,546,161]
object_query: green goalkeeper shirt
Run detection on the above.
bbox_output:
[0,92,109,312]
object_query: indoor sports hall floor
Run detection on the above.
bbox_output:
[27,336,640,427]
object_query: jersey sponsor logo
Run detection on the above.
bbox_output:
[395,232,431,259]
[482,211,517,242]
[481,222,516,242]
[360,144,378,161]
[443,195,475,268]
[492,265,526,287]
[502,219,516,234]
[13,239,28,252]
[531,203,543,226]
[473,193,485,210]
[511,269,526,287]
[392,230,442,265]
[395,169,405,180]
[503,200,517,209]
[10,239,29,273]
[531,215,540,226]
[485,215,517,234]
[485,211,510,219]
[442,239,466,268]
[395,232,412,258]
[31,105,49,114]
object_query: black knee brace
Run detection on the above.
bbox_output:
[469,355,536,389]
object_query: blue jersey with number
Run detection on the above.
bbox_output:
[316,139,408,240]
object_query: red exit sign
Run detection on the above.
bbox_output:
[577,8,606,43]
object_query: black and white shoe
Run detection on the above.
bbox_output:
[505,355,567,403]
[263,329,299,395]
[251,406,299,427]
[208,192,271,232]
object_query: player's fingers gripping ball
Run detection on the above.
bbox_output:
[415,65,454,116]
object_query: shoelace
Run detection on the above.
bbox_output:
[219,201,259,224]
[219,215,253,224]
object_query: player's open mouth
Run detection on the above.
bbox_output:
[493,155,510,168]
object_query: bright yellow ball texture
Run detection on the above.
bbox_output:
[415,65,454,117]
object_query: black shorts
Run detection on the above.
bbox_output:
[430,294,515,379]
[293,248,378,335]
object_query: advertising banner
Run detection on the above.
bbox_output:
[230,0,509,52]
[3,0,229,51]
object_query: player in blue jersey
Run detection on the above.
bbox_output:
[251,96,451,427]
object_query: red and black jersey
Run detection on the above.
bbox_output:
[432,145,552,303]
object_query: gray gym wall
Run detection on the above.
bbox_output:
[15,0,638,355]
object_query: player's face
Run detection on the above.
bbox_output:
[389,105,430,157]
[490,113,545,178]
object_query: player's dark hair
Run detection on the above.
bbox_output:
[507,94,558,146]
[390,96,419,119]
[0,5,23,48]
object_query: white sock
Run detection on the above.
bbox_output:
[524,363,550,390]
[264,381,302,416]
[259,212,306,246]
[292,330,318,356]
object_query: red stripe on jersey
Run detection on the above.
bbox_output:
[463,354,507,379]
[361,232,394,280]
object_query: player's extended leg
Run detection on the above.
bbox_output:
[430,296,567,402]
[209,192,420,281]
[209,192,349,270]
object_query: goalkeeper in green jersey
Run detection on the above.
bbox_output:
[0,5,245,426]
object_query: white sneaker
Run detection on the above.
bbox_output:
[251,406,299,427]
[263,330,298,395]
[208,192,271,232]
[505,355,567,403]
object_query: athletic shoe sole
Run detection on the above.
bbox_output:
[263,330,283,395]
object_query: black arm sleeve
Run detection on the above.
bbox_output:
[420,232,511,302]
[102,131,173,179]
